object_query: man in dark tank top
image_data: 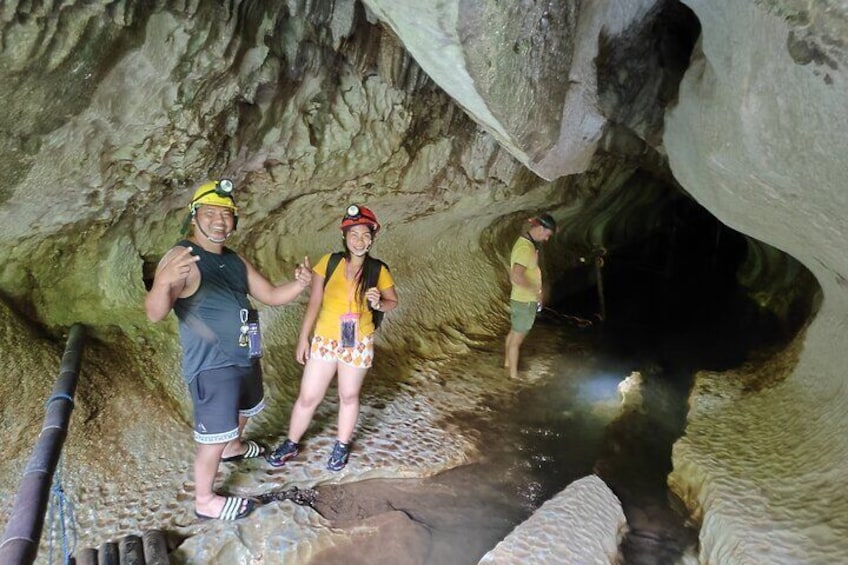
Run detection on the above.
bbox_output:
[145,178,312,521]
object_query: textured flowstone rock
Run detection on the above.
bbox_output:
[362,0,675,180]
[665,0,848,561]
[479,474,626,564]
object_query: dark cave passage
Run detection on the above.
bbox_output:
[549,186,817,374]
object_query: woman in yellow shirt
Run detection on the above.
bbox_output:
[268,205,398,471]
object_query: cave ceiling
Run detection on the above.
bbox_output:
[0,0,699,332]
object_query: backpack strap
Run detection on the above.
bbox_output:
[323,252,345,289]
[364,257,389,330]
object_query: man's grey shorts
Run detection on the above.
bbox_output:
[188,364,265,444]
[510,300,538,334]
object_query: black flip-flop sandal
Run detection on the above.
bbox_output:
[221,440,266,462]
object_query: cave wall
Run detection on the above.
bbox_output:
[664,0,848,560]
[362,0,668,180]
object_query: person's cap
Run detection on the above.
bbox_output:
[189,179,238,213]
[341,204,381,233]
[531,213,557,233]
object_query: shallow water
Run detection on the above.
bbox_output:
[304,319,700,564]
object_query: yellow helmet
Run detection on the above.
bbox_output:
[181,179,239,235]
[189,179,238,214]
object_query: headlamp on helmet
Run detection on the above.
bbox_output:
[340,204,380,234]
[218,179,234,194]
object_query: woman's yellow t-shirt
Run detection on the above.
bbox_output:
[312,253,395,340]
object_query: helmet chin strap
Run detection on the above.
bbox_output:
[195,221,233,244]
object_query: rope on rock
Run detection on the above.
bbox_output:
[46,459,77,565]
[540,306,596,328]
[257,486,318,507]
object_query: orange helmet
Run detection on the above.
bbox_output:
[340,204,380,234]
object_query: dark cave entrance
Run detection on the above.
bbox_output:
[548,178,818,374]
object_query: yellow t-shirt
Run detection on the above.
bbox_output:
[313,253,395,340]
[509,236,541,303]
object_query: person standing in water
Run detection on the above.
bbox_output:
[504,213,556,379]
[268,204,398,471]
[145,179,312,521]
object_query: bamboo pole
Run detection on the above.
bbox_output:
[98,541,119,565]
[0,324,86,565]
[119,535,143,565]
[74,547,98,565]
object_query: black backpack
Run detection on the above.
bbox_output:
[324,252,389,329]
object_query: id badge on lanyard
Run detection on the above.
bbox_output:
[238,308,263,358]
[340,313,360,348]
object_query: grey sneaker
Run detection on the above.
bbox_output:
[267,439,300,468]
[327,440,350,471]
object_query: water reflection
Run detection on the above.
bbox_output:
[310,320,699,564]
[574,372,626,404]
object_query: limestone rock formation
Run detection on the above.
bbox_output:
[664,0,848,560]
[479,474,626,564]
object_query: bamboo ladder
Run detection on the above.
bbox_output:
[0,325,171,565]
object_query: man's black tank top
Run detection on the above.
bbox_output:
[173,240,251,382]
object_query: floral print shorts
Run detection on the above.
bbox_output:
[310,334,374,368]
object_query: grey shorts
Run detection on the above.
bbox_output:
[188,363,265,444]
[510,300,538,334]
